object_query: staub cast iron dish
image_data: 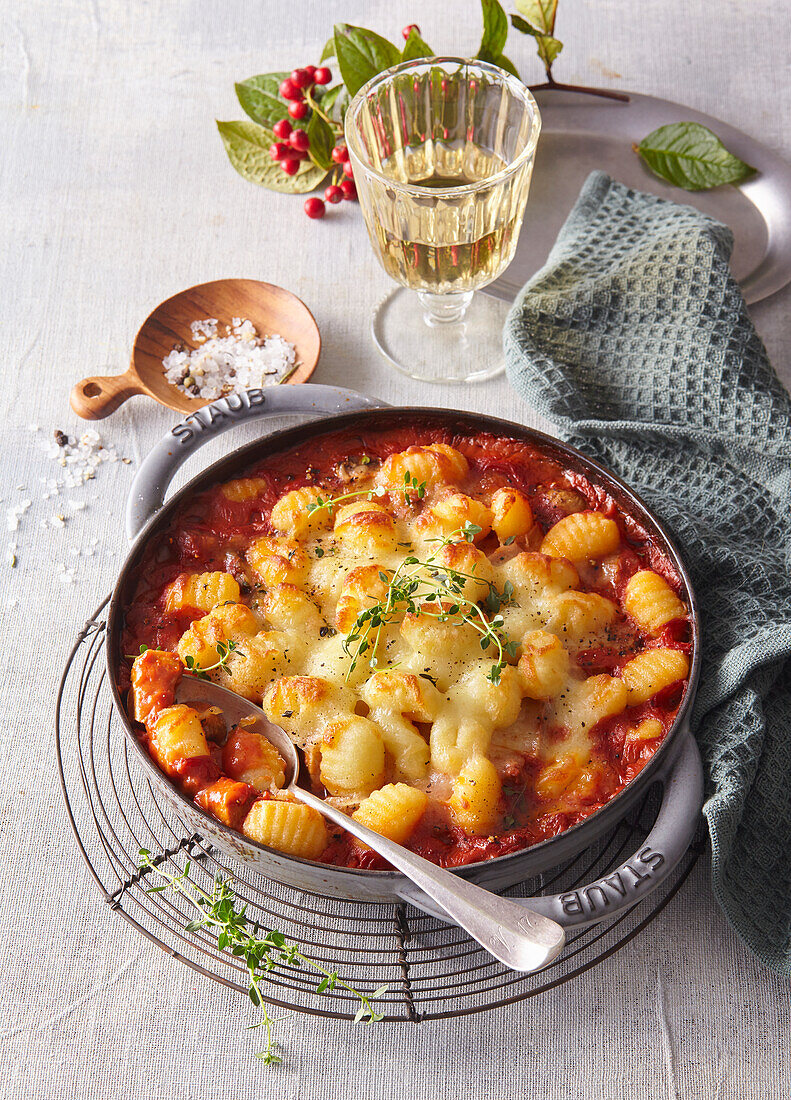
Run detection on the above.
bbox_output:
[107,385,703,928]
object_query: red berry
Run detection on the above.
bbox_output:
[340,179,357,201]
[342,159,354,179]
[280,157,300,176]
[273,118,292,140]
[291,68,311,89]
[304,197,326,219]
[314,67,332,85]
[289,128,310,152]
[331,145,347,164]
[304,64,317,80]
[270,141,290,160]
[402,24,421,40]
[324,184,343,204]
[279,78,303,101]
[288,100,308,120]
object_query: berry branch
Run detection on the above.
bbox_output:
[217,3,581,218]
[272,65,357,218]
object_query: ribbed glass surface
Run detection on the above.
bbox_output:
[346,58,541,295]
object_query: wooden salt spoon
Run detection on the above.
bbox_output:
[70,278,321,420]
[175,678,567,975]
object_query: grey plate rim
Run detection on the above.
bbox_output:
[484,86,791,306]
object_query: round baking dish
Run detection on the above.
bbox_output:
[107,384,703,929]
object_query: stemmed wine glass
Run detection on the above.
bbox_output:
[345,57,541,383]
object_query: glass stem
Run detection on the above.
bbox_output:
[417,290,474,327]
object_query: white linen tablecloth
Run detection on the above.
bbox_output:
[1,1,790,1096]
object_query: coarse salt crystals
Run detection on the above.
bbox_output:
[46,428,121,488]
[163,318,298,401]
[6,499,31,532]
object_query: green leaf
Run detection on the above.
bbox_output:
[307,111,334,171]
[636,122,756,191]
[320,36,335,63]
[514,0,558,34]
[401,27,434,62]
[217,121,327,193]
[537,35,563,68]
[510,16,562,71]
[511,4,563,73]
[490,52,520,77]
[317,83,347,121]
[333,23,401,98]
[235,72,290,127]
[478,0,508,60]
[510,12,533,33]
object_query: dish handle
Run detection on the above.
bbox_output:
[125,385,384,542]
[400,726,704,930]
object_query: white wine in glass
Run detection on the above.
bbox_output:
[345,58,541,383]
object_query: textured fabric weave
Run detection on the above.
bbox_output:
[504,171,791,975]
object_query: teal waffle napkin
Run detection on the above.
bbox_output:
[504,171,791,974]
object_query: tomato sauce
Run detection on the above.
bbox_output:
[119,422,691,870]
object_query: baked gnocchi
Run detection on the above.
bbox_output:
[121,424,692,870]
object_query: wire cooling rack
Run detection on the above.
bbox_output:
[56,598,703,1023]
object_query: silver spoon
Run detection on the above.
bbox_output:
[177,678,566,973]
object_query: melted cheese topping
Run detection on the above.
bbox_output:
[166,443,690,843]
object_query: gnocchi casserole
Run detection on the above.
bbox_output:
[121,424,692,870]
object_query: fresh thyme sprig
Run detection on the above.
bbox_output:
[307,485,384,517]
[137,850,388,1064]
[126,641,242,679]
[401,472,426,506]
[343,521,518,685]
[502,780,530,828]
[307,472,426,518]
[183,639,241,680]
[125,642,160,659]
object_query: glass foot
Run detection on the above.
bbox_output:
[371,287,510,384]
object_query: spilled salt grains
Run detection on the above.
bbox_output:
[163,318,298,400]
[46,428,121,488]
[6,500,31,531]
[7,426,132,574]
[55,561,77,584]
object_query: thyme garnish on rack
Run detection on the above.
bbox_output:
[137,850,388,1065]
[183,639,241,679]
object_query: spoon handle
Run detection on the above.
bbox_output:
[291,787,565,973]
[70,369,145,419]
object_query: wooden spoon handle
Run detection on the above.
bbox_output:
[70,370,145,420]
